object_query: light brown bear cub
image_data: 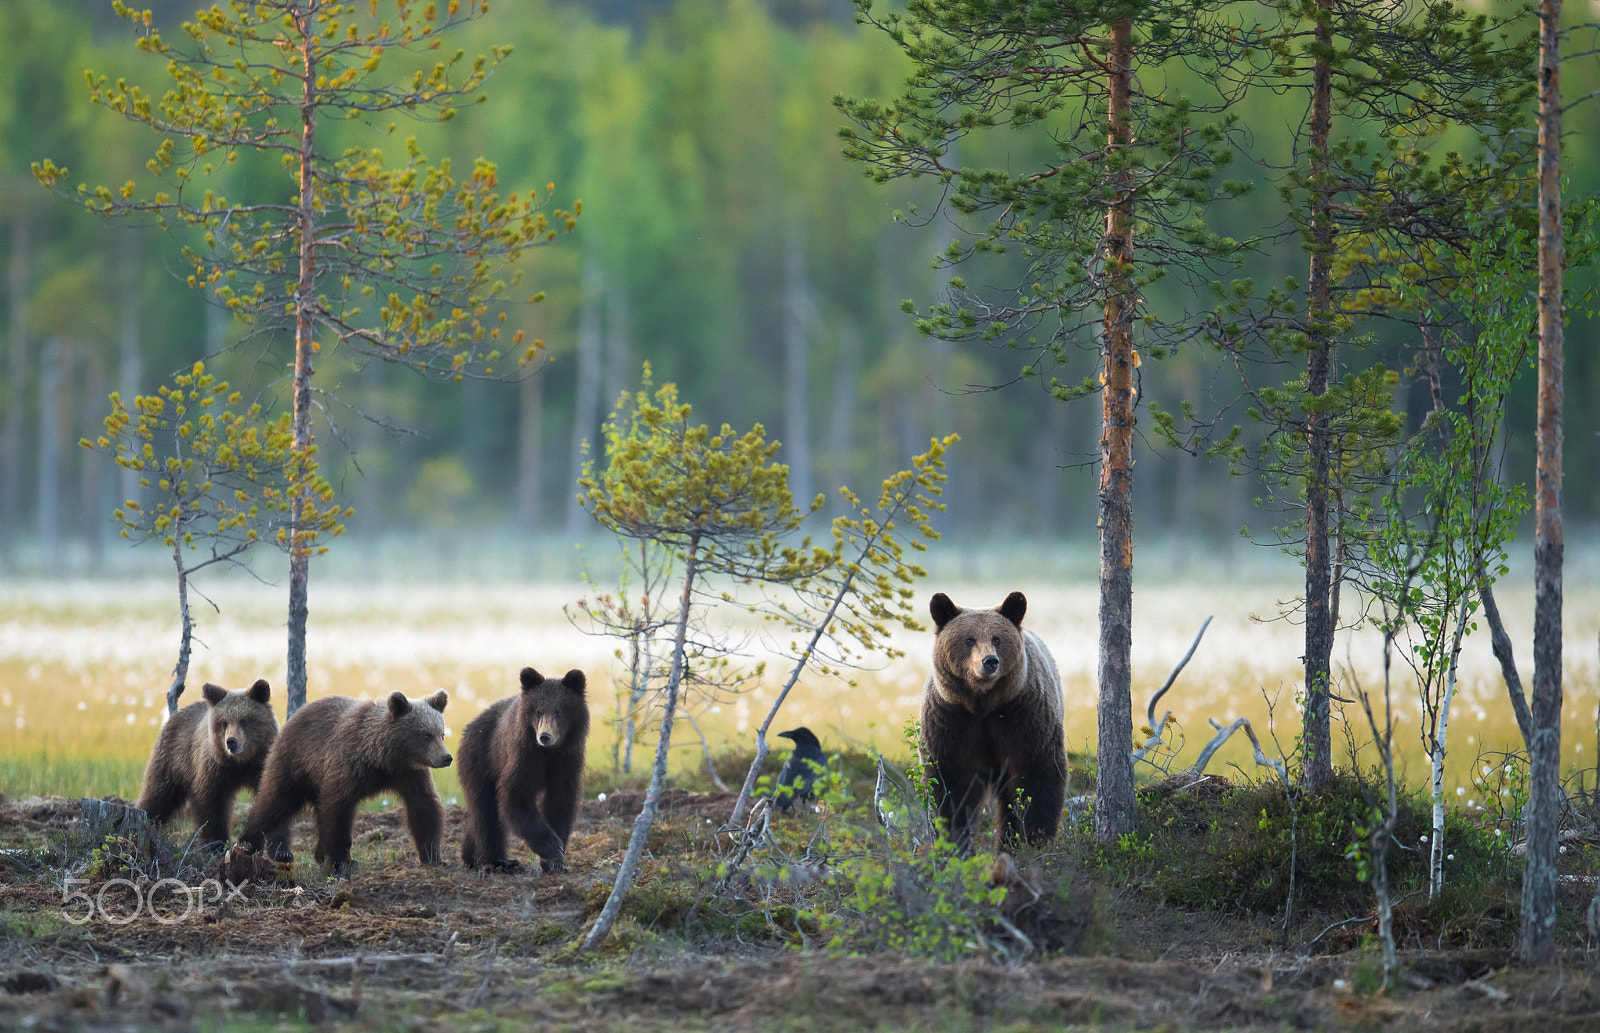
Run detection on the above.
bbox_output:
[237,690,452,872]
[138,680,278,848]
[920,591,1066,852]
[459,668,589,872]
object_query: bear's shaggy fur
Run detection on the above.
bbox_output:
[458,668,589,871]
[137,680,278,848]
[237,690,452,871]
[920,591,1066,851]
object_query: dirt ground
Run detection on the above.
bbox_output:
[2,790,1597,1033]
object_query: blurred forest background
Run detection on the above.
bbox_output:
[2,0,1598,579]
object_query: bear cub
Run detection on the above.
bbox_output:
[459,667,589,872]
[138,679,278,848]
[237,690,452,872]
[920,591,1066,851]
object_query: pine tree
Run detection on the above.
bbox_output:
[35,0,574,714]
[837,0,1253,840]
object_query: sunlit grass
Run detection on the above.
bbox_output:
[1,574,1596,822]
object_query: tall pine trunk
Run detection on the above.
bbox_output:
[286,15,318,718]
[81,354,108,570]
[36,339,62,567]
[1,212,30,569]
[1095,18,1138,843]
[783,226,814,506]
[118,230,144,517]
[1522,0,1564,966]
[565,262,602,539]
[1301,0,1336,795]
[516,362,544,530]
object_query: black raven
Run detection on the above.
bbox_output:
[775,726,826,813]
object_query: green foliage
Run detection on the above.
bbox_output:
[580,364,812,567]
[822,835,1008,962]
[1102,772,1515,941]
[758,433,955,674]
[34,0,575,380]
[80,361,345,562]
[837,0,1252,367]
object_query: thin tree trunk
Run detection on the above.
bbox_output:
[81,354,107,571]
[581,538,700,953]
[1,212,30,569]
[119,229,144,515]
[1522,0,1565,966]
[565,262,602,539]
[168,540,193,715]
[1095,17,1138,843]
[823,322,860,506]
[1301,0,1336,795]
[36,338,63,567]
[1429,600,1470,899]
[783,225,814,506]
[603,274,630,419]
[1479,576,1534,745]
[515,361,544,529]
[729,548,873,827]
[286,12,318,718]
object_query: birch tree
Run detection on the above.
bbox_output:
[81,361,343,714]
[575,368,821,952]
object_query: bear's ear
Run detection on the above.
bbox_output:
[930,593,959,631]
[997,591,1027,628]
[247,679,271,705]
[519,667,544,691]
[562,669,587,698]
[387,691,412,718]
[424,689,449,713]
[202,683,228,706]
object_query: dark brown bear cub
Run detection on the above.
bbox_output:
[236,690,452,872]
[137,680,277,848]
[920,591,1066,852]
[459,668,588,872]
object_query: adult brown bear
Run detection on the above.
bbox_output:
[458,667,589,872]
[137,680,277,848]
[920,591,1066,851]
[236,690,452,872]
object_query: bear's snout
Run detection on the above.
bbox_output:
[981,654,1000,676]
[433,751,453,768]
[225,736,242,754]
[538,731,555,747]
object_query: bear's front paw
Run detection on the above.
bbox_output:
[539,857,567,874]
[531,828,565,861]
[487,858,523,873]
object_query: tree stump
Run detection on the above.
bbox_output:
[78,798,156,857]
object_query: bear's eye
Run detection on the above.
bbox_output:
[991,636,1001,648]
[554,710,562,720]
[217,720,229,730]
[965,637,976,648]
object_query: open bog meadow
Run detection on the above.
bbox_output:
[4,554,1600,1032]
[2,563,1596,806]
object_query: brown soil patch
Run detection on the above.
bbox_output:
[0,792,1593,1032]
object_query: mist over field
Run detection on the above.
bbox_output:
[4,533,1596,806]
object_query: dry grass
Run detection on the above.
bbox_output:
[1,574,1596,805]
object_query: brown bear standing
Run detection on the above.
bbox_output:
[236,690,452,872]
[137,680,278,848]
[920,591,1066,851]
[458,668,588,872]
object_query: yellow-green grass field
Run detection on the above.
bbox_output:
[1,572,1596,821]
